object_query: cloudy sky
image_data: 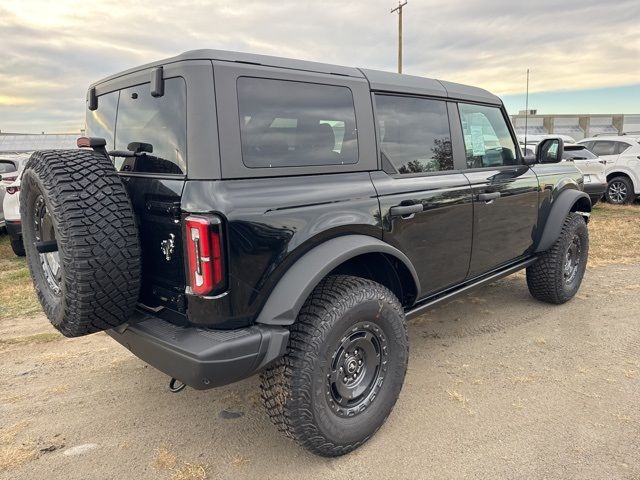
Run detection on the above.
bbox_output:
[1,0,639,133]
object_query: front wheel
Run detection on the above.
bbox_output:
[260,275,408,457]
[526,212,589,304]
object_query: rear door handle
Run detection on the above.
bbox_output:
[477,192,501,202]
[389,204,424,217]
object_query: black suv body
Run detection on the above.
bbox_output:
[22,49,591,456]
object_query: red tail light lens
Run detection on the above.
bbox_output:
[2,175,18,183]
[184,216,224,295]
[6,186,20,195]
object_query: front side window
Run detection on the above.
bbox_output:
[115,77,187,174]
[375,95,453,174]
[237,77,358,168]
[458,103,518,168]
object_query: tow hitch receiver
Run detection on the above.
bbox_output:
[168,378,186,393]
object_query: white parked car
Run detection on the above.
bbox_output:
[578,135,640,204]
[562,144,607,205]
[0,153,30,256]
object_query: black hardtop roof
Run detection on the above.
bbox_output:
[91,49,501,106]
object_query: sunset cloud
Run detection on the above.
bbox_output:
[0,0,638,132]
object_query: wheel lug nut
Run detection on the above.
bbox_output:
[353,374,357,379]
[343,377,348,382]
[358,360,362,365]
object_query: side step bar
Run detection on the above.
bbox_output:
[108,311,289,390]
[406,257,537,320]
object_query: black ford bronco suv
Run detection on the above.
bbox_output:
[20,50,591,457]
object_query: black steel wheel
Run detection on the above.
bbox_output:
[527,212,589,304]
[261,275,408,457]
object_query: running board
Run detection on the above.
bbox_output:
[405,257,537,320]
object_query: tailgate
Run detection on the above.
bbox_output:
[122,176,186,313]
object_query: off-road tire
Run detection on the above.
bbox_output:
[260,275,408,457]
[10,237,25,257]
[20,150,141,337]
[605,176,634,204]
[526,212,588,304]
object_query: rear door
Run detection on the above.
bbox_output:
[589,140,620,165]
[456,103,539,277]
[371,94,473,298]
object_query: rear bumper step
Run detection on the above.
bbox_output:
[107,311,289,390]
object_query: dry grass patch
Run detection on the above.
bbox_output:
[152,446,208,480]
[0,332,62,346]
[0,421,36,472]
[171,463,208,480]
[153,446,178,471]
[589,203,640,267]
[0,235,41,320]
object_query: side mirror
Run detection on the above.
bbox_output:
[536,137,564,164]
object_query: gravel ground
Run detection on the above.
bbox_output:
[1,263,639,480]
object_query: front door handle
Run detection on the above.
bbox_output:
[477,192,501,202]
[390,204,424,217]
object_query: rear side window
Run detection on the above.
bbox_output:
[591,141,616,156]
[375,95,453,174]
[237,77,358,168]
[458,103,518,168]
[115,78,187,174]
[616,142,631,154]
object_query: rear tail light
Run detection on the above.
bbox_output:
[184,216,224,295]
[1,175,18,183]
[6,186,20,195]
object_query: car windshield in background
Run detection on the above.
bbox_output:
[563,146,598,160]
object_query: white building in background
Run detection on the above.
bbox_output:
[510,113,640,141]
[0,133,79,154]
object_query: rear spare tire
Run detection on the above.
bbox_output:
[20,150,141,337]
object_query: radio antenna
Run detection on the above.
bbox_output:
[524,68,530,150]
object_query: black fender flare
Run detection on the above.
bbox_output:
[255,235,420,326]
[535,189,591,253]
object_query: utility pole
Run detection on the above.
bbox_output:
[390,1,408,73]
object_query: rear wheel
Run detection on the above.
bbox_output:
[20,150,141,337]
[605,176,634,204]
[260,275,408,457]
[526,213,589,304]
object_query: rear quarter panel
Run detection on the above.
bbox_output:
[181,173,381,327]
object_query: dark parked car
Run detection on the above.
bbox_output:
[20,50,591,457]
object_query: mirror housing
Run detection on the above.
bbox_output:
[536,137,564,164]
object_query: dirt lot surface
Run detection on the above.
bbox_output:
[2,260,640,480]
